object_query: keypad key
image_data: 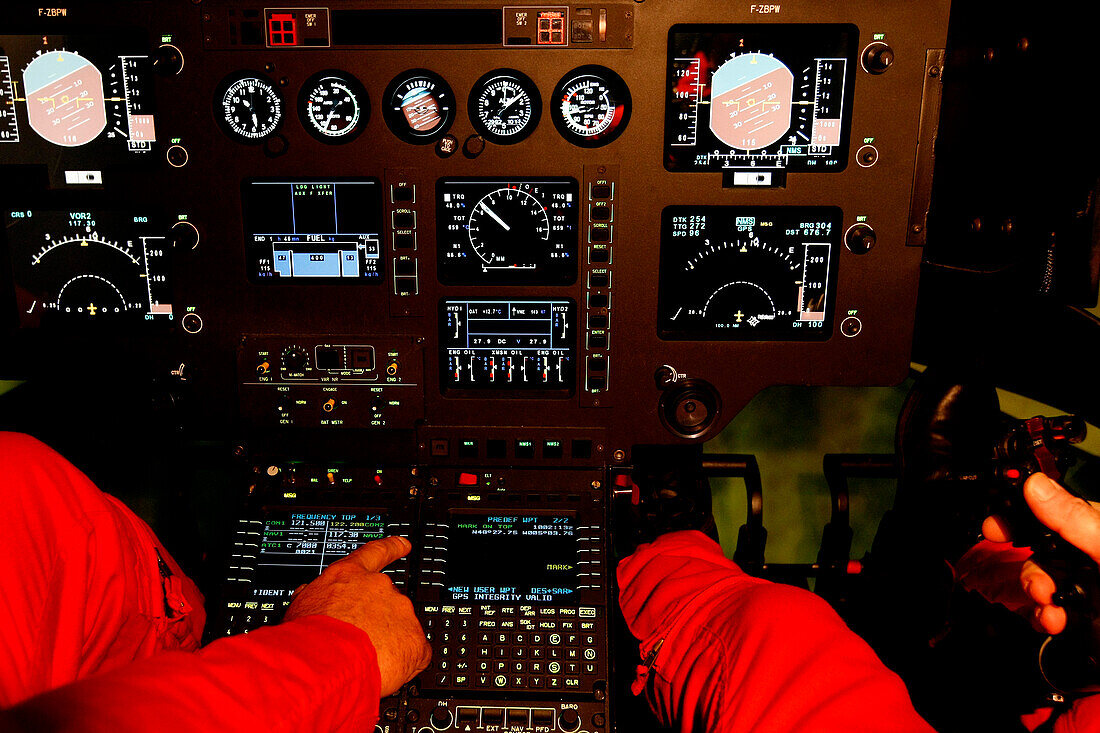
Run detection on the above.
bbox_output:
[584,648,597,660]
[494,646,509,658]
[565,677,581,688]
[454,674,469,687]
[512,647,526,658]
[477,646,491,658]
[493,674,508,688]
[530,676,544,688]
[511,675,526,687]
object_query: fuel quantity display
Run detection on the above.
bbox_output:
[436,178,579,286]
[6,209,173,328]
[440,299,576,394]
[664,25,857,173]
[242,179,383,283]
[658,207,841,340]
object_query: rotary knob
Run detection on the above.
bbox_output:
[558,709,580,732]
[430,707,453,730]
[281,346,310,373]
[861,42,895,74]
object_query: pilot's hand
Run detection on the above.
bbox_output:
[981,473,1100,635]
[284,536,432,696]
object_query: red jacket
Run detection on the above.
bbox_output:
[0,432,381,732]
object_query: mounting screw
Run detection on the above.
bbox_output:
[911,224,923,234]
[232,444,246,457]
[591,481,602,490]
[430,477,439,486]
[613,449,626,462]
[928,65,940,78]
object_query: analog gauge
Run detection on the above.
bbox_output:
[298,70,369,144]
[551,65,631,148]
[382,69,455,144]
[468,69,541,145]
[214,71,283,143]
[467,186,551,269]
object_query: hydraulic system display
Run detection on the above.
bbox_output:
[664,25,857,173]
[0,35,156,160]
[6,209,173,327]
[445,513,577,604]
[440,299,576,393]
[437,179,579,286]
[658,207,841,340]
[242,179,382,283]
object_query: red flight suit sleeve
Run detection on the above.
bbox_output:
[0,614,382,733]
[618,530,935,733]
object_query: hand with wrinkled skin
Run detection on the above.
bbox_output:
[284,536,432,696]
[981,473,1100,635]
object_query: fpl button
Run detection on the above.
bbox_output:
[458,472,479,486]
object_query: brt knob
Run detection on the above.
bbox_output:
[844,223,876,254]
[861,42,894,74]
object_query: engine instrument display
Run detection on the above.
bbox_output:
[0,34,156,162]
[468,68,541,144]
[551,65,631,148]
[440,299,576,394]
[297,70,368,144]
[664,25,857,173]
[444,512,577,604]
[5,209,174,327]
[658,206,841,340]
[241,179,383,283]
[382,69,454,144]
[436,178,579,286]
[215,71,283,143]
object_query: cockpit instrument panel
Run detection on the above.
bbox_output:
[242,179,383,283]
[5,208,173,327]
[657,206,840,340]
[436,179,579,286]
[664,25,857,173]
[0,34,156,167]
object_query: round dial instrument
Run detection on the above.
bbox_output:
[468,69,541,144]
[467,187,551,269]
[551,65,631,147]
[382,69,455,144]
[298,70,369,143]
[215,71,283,143]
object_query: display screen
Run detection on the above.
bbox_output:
[0,34,156,165]
[444,513,577,604]
[437,179,579,286]
[5,209,173,327]
[241,179,383,283]
[658,206,841,340]
[439,299,576,394]
[664,24,857,173]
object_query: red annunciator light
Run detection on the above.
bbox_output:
[268,13,298,46]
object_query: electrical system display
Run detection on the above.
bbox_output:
[242,179,383,283]
[437,179,579,286]
[444,513,578,604]
[468,68,541,144]
[664,25,857,173]
[297,70,369,144]
[0,35,156,161]
[5,209,173,327]
[551,65,631,148]
[440,299,576,394]
[214,71,283,143]
[383,69,455,144]
[657,206,841,340]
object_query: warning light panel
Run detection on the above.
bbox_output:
[263,8,332,48]
[537,10,567,45]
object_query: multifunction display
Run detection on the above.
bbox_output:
[664,25,857,173]
[0,35,156,163]
[437,179,579,286]
[241,179,382,283]
[658,207,841,340]
[440,299,576,394]
[445,513,577,604]
[6,209,173,327]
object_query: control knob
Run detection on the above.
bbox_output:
[281,346,310,373]
[844,223,876,254]
[430,707,453,730]
[861,42,895,74]
[559,709,580,732]
[659,379,721,438]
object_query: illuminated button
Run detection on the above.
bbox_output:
[316,348,341,370]
[590,183,612,200]
[588,356,607,373]
[515,440,535,459]
[391,185,415,203]
[395,259,417,276]
[507,709,529,727]
[393,232,416,249]
[494,674,508,687]
[458,440,478,459]
[588,313,609,329]
[588,332,608,349]
[588,293,609,309]
[483,708,504,725]
[392,211,416,230]
[590,205,611,222]
[589,272,610,288]
[589,228,611,243]
[456,708,479,725]
[543,440,563,459]
[532,709,554,726]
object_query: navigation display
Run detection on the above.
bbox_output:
[437,179,579,286]
[439,299,576,394]
[6,209,173,328]
[444,513,577,604]
[242,179,383,283]
[664,25,857,173]
[658,206,841,340]
[0,34,156,167]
